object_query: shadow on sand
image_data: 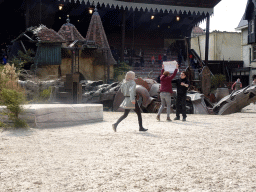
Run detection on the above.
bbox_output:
[1,127,35,137]
[132,131,161,138]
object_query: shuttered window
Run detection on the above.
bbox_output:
[248,15,256,44]
[253,45,256,61]
[35,44,62,65]
[249,20,254,34]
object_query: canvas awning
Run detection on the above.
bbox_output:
[59,0,218,15]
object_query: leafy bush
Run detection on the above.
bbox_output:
[114,62,131,81]
[39,87,52,102]
[0,65,4,72]
[13,118,28,128]
[10,49,35,71]
[1,89,25,118]
[0,121,6,128]
[0,110,6,128]
[0,64,27,128]
[0,89,27,128]
[211,74,226,89]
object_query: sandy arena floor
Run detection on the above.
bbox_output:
[1,104,256,192]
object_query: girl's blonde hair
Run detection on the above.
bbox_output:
[125,71,135,81]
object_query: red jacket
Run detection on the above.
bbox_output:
[159,68,178,94]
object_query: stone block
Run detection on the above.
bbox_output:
[0,104,103,128]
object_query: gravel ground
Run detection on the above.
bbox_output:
[1,104,256,192]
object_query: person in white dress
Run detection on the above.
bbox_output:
[112,71,148,132]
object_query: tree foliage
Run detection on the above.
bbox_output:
[211,74,226,89]
[114,62,131,81]
[10,49,35,71]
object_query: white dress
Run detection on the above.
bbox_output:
[119,80,136,109]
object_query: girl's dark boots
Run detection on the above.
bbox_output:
[112,124,117,132]
[139,127,148,132]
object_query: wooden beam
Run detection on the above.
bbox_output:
[20,41,27,54]
[205,13,210,66]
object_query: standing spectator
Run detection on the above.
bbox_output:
[158,54,162,65]
[231,78,243,91]
[112,71,148,132]
[139,48,142,57]
[124,47,128,56]
[156,63,178,121]
[140,56,144,67]
[151,55,155,65]
[189,54,195,68]
[157,74,161,83]
[252,75,256,85]
[2,56,7,65]
[163,54,167,62]
[193,58,198,69]
[172,71,190,121]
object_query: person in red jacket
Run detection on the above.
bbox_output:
[156,63,179,121]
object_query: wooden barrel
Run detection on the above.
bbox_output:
[216,88,229,102]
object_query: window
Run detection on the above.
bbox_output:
[253,45,256,60]
[249,19,255,34]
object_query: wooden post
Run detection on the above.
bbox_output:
[185,37,189,66]
[121,9,126,62]
[107,49,110,83]
[205,13,210,66]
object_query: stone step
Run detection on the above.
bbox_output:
[57,92,72,103]
[58,92,71,97]
[58,86,65,92]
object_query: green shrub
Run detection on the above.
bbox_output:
[211,74,226,89]
[27,87,52,104]
[0,65,4,72]
[13,118,28,128]
[0,121,6,128]
[10,49,35,71]
[114,62,131,81]
[39,87,52,102]
[0,64,27,128]
[0,88,27,128]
